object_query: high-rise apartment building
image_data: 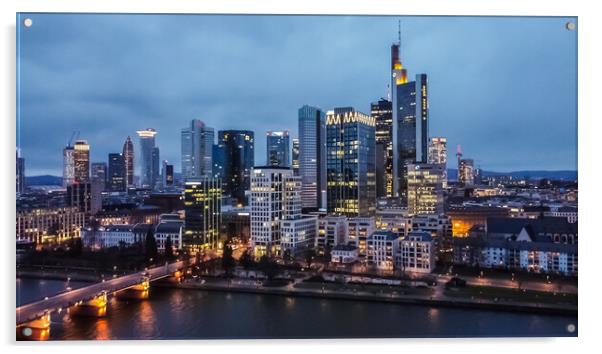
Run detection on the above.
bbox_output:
[250,166,301,257]
[326,107,376,217]
[298,105,326,210]
[218,130,254,205]
[266,131,290,167]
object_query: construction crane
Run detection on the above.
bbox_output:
[67,131,80,147]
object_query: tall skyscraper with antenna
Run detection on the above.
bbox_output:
[391,22,429,201]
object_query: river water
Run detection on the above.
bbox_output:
[16,278,577,339]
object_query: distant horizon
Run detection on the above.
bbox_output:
[23,168,578,181]
[17,14,577,175]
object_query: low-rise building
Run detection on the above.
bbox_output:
[154,219,184,251]
[280,215,318,255]
[452,221,578,275]
[396,231,436,274]
[544,206,578,224]
[314,214,348,254]
[16,206,86,245]
[347,216,376,257]
[331,244,359,264]
[366,231,398,271]
[82,224,134,248]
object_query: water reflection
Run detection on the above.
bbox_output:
[17,278,577,340]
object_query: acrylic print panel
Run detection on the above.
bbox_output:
[15,13,577,340]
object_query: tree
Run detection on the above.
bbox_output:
[68,237,83,257]
[221,244,236,277]
[145,228,158,262]
[324,244,332,260]
[304,248,316,268]
[164,236,174,261]
[239,249,255,272]
[259,255,280,280]
[282,249,292,263]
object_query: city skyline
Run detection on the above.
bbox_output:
[17,14,577,175]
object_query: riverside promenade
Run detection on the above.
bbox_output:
[154,276,577,316]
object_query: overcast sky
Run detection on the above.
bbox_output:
[17,14,577,176]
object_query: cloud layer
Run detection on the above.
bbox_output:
[17,14,577,175]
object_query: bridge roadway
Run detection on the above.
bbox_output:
[16,260,185,325]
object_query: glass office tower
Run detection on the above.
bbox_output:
[181,119,214,180]
[266,131,290,167]
[108,153,126,192]
[391,42,429,201]
[326,107,376,217]
[298,105,326,210]
[184,178,222,253]
[371,98,393,198]
[217,130,254,205]
[136,128,158,188]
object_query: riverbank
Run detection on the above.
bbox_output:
[153,278,577,316]
[18,269,100,283]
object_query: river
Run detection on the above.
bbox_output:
[16,278,577,339]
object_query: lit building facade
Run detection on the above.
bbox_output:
[122,136,134,187]
[266,131,290,167]
[427,137,447,187]
[313,213,348,255]
[66,183,91,214]
[63,145,75,187]
[183,178,222,253]
[391,41,429,200]
[91,162,107,190]
[162,161,174,187]
[367,230,399,271]
[17,207,85,245]
[407,163,445,216]
[291,138,300,175]
[347,216,376,257]
[298,105,326,210]
[73,140,90,184]
[218,130,254,205]
[372,98,393,198]
[326,107,376,217]
[108,153,126,192]
[249,166,298,257]
[459,158,475,186]
[181,119,214,180]
[137,128,159,188]
[396,231,435,273]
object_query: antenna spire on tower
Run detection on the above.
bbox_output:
[398,19,401,46]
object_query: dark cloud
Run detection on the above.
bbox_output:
[17,14,577,175]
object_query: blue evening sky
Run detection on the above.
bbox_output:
[17,14,577,176]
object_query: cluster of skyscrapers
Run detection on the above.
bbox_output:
[22,29,473,260]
